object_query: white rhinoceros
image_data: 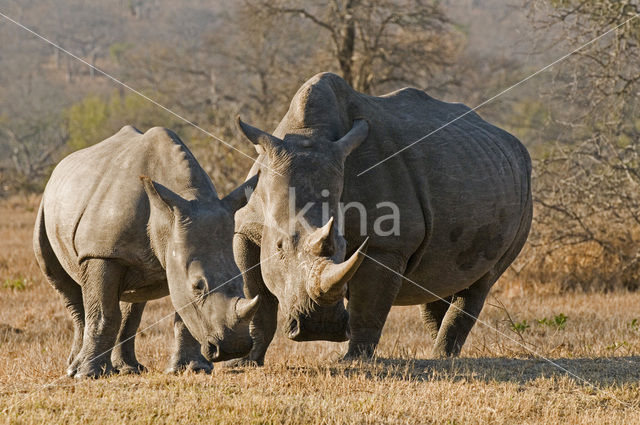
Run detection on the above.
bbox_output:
[232,72,532,364]
[34,125,259,378]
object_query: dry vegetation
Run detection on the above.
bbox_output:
[2,1,640,423]
[2,198,640,424]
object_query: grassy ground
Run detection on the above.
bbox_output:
[1,197,640,424]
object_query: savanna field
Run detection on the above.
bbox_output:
[4,0,640,423]
[1,197,639,424]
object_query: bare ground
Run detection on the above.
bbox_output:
[1,197,639,424]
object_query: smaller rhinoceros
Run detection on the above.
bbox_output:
[33,125,259,378]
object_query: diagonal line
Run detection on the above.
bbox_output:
[360,252,638,410]
[0,11,282,177]
[357,13,640,177]
[0,251,280,415]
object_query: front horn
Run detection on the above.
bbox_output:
[307,237,369,305]
[235,295,260,321]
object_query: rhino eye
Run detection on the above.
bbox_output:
[291,232,300,247]
[192,278,206,295]
[276,239,284,250]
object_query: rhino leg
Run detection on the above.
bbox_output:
[431,274,493,358]
[44,271,84,376]
[63,293,85,378]
[165,312,212,374]
[73,258,124,379]
[432,197,532,358]
[344,251,405,360]
[226,234,278,367]
[419,297,452,342]
[33,205,85,376]
[111,302,147,374]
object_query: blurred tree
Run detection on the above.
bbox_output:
[521,1,640,290]
[247,0,464,94]
[66,91,183,151]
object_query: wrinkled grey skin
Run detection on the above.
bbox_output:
[33,126,260,378]
[232,72,532,363]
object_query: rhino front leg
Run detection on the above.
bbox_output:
[431,272,494,358]
[238,291,277,367]
[165,312,212,374]
[344,251,405,359]
[226,233,278,367]
[111,302,147,374]
[74,259,124,378]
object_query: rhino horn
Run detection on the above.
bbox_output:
[306,216,334,256]
[336,119,369,157]
[236,116,282,152]
[235,295,260,321]
[308,237,369,305]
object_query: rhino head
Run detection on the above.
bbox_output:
[140,175,260,361]
[237,117,369,342]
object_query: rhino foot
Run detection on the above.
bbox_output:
[221,357,262,368]
[343,344,376,361]
[165,357,212,374]
[114,361,147,375]
[340,352,374,363]
[66,357,82,377]
[431,345,458,359]
[74,361,116,379]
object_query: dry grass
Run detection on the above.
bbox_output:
[1,197,640,424]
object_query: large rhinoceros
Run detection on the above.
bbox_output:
[33,125,260,378]
[232,72,532,363]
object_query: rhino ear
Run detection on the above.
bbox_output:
[221,172,259,213]
[336,119,369,158]
[236,116,282,153]
[140,176,190,218]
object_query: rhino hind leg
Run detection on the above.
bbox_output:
[73,258,124,379]
[419,297,452,342]
[111,302,147,374]
[63,293,85,377]
[430,274,494,358]
[344,251,405,360]
[165,312,212,374]
[432,198,533,358]
[33,204,85,375]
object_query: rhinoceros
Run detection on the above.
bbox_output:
[33,125,260,378]
[232,72,532,363]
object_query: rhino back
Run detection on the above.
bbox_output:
[43,126,215,281]
[360,88,530,287]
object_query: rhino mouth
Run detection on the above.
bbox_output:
[202,340,253,362]
[284,312,350,342]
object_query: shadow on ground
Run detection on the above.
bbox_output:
[281,356,640,386]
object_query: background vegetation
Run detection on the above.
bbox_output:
[2,2,640,423]
[1,0,640,292]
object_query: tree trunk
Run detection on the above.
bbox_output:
[336,0,356,88]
